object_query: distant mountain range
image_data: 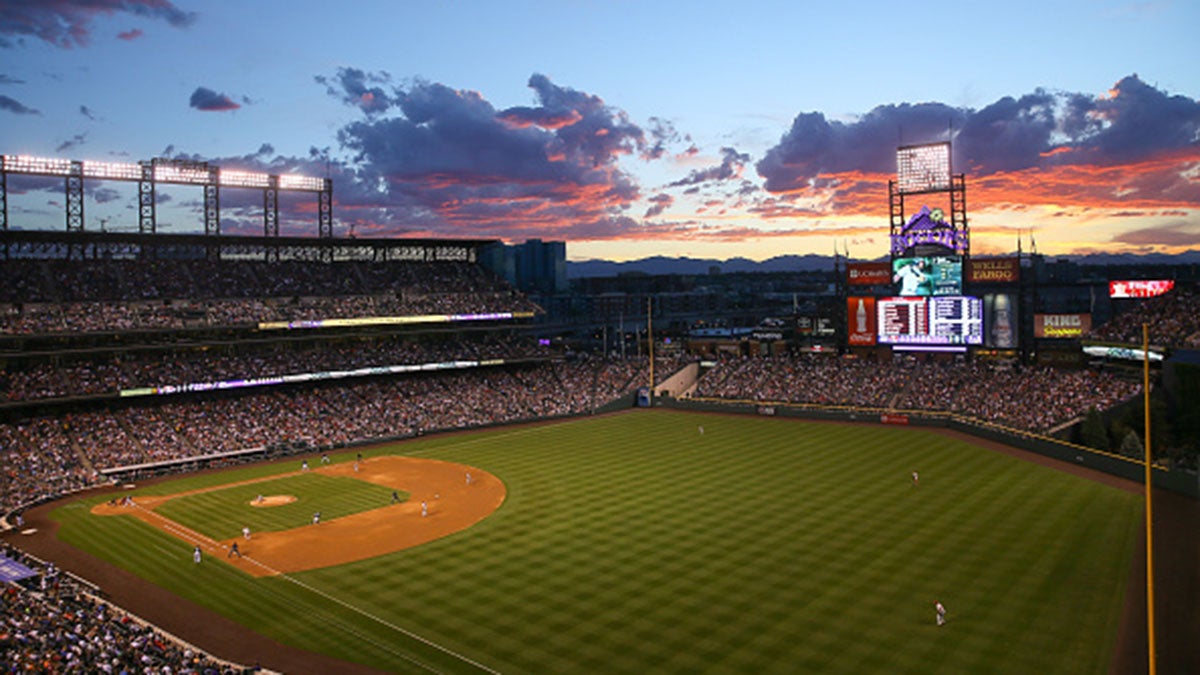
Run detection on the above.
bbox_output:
[567,251,1200,278]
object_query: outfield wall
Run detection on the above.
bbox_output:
[659,396,1199,499]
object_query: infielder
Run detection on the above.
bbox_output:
[242,526,250,540]
[935,601,946,626]
[193,546,201,564]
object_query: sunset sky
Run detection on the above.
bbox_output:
[1,0,1197,262]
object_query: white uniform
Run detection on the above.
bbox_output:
[242,526,250,540]
[193,546,202,564]
[421,501,428,517]
[935,601,946,626]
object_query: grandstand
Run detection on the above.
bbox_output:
[2,225,1198,672]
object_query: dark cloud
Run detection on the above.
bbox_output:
[757,103,965,192]
[0,74,24,84]
[644,193,673,218]
[314,68,393,116]
[757,75,1200,192]
[643,117,690,160]
[501,74,647,169]
[668,147,750,187]
[79,104,96,119]
[1111,222,1200,248]
[1063,75,1200,163]
[92,187,121,204]
[116,27,143,41]
[0,0,195,48]
[0,94,38,114]
[55,132,87,152]
[323,73,646,240]
[189,87,240,112]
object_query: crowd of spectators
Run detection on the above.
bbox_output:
[695,356,905,408]
[0,258,540,335]
[1,544,236,673]
[0,353,692,515]
[694,354,1141,433]
[2,334,553,402]
[1088,286,1200,348]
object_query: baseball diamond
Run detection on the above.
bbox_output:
[11,410,1194,674]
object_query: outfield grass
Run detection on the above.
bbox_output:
[52,410,1142,674]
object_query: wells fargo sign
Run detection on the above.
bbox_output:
[967,257,1019,284]
[1034,313,1091,339]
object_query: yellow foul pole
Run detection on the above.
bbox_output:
[1143,322,1156,675]
[647,297,654,395]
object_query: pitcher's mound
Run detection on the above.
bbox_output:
[250,495,296,507]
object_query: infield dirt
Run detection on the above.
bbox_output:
[90,456,506,576]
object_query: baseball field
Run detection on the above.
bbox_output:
[43,410,1145,673]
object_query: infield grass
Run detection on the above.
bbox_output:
[53,410,1142,674]
[154,473,403,540]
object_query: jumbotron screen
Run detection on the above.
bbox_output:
[876,295,983,345]
[892,255,962,296]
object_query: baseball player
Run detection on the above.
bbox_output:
[193,546,202,564]
[312,511,321,525]
[301,459,310,472]
[421,501,428,517]
[935,600,946,626]
[391,490,401,504]
[228,542,242,558]
[242,526,250,540]
[912,471,920,487]
[466,472,472,486]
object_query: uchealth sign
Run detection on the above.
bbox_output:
[1109,279,1174,298]
[1034,313,1091,339]
[846,262,891,286]
[967,257,1019,284]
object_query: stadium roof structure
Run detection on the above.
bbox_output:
[0,228,500,263]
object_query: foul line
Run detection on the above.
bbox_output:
[129,502,499,675]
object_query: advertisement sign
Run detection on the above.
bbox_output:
[892,255,963,296]
[968,257,1019,284]
[847,296,877,346]
[983,293,1018,348]
[1109,280,1175,298]
[1034,313,1092,339]
[847,262,891,286]
[877,295,983,345]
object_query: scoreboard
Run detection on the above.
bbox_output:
[877,296,983,345]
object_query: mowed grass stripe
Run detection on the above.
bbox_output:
[53,410,1141,674]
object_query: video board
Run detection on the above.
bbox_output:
[877,295,983,345]
[1109,280,1174,298]
[892,255,963,296]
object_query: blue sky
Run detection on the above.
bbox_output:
[1,0,1198,261]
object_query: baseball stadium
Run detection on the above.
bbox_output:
[2,148,1198,674]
